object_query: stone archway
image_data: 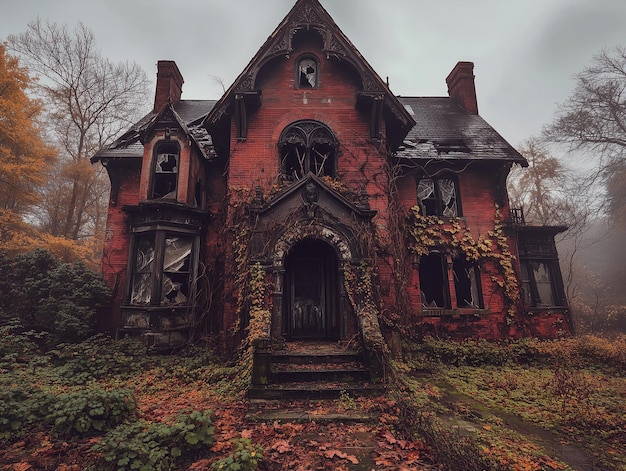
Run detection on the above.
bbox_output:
[269,223,354,341]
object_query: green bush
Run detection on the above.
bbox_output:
[0,249,109,347]
[0,319,43,368]
[51,334,150,384]
[0,388,37,440]
[44,385,136,436]
[91,409,215,471]
[211,437,264,471]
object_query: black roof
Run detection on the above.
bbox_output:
[397,97,526,164]
[92,97,525,165]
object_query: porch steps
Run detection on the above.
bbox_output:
[248,341,385,400]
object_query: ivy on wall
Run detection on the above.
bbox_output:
[404,205,522,324]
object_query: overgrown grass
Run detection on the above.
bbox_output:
[394,335,626,470]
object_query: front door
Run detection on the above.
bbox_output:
[290,256,325,338]
[285,239,338,340]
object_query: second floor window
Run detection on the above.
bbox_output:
[417,177,460,217]
[151,142,179,199]
[279,120,337,181]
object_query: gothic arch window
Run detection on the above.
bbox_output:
[279,120,338,180]
[150,141,179,199]
[296,55,319,88]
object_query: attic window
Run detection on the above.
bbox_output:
[279,120,337,180]
[297,57,318,88]
[150,142,179,199]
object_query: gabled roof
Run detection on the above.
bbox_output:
[255,172,377,220]
[397,97,527,165]
[91,100,217,163]
[203,0,414,135]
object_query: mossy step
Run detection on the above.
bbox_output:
[248,381,385,400]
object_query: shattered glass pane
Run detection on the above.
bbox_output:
[131,273,152,304]
[131,237,155,304]
[162,237,192,304]
[439,179,458,217]
[299,59,317,87]
[531,262,554,306]
[156,153,178,173]
[417,179,436,215]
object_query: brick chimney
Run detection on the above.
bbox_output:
[446,61,478,115]
[153,60,184,112]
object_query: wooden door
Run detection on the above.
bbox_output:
[290,256,326,338]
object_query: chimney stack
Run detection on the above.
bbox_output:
[153,60,184,112]
[446,61,478,115]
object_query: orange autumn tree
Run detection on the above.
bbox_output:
[0,44,56,255]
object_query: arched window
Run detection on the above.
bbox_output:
[279,120,337,180]
[150,142,179,199]
[296,56,319,88]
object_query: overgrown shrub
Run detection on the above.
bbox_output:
[0,249,109,347]
[211,437,264,471]
[51,334,151,384]
[0,388,42,440]
[44,385,136,436]
[0,319,42,368]
[91,410,215,471]
[403,335,626,370]
[404,337,514,366]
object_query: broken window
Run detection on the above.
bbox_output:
[453,255,483,308]
[150,142,179,199]
[129,232,194,306]
[297,57,318,88]
[419,252,449,308]
[416,177,459,217]
[279,120,337,180]
[521,261,556,307]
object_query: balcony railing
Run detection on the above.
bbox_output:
[510,207,525,225]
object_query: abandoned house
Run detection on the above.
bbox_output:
[92,0,571,361]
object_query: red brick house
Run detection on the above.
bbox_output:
[92,0,570,356]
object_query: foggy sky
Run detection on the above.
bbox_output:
[2,0,626,147]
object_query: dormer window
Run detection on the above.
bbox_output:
[279,120,337,180]
[151,142,179,199]
[296,56,318,88]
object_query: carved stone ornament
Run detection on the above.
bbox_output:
[302,182,319,219]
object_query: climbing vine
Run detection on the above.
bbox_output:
[404,205,522,324]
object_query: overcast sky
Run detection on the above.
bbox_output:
[2,0,626,147]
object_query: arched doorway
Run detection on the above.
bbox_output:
[284,239,339,340]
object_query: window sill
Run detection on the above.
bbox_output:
[419,308,489,318]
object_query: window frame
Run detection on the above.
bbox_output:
[279,120,338,180]
[295,54,320,89]
[419,250,484,311]
[520,260,559,308]
[128,230,197,307]
[150,141,180,200]
[416,176,462,217]
[452,254,483,309]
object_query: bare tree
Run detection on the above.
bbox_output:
[7,20,150,241]
[544,46,626,165]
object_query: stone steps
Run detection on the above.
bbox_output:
[248,341,384,400]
